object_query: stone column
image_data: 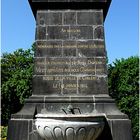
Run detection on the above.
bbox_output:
[7,0,133,140]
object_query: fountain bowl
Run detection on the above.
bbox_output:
[35,114,105,140]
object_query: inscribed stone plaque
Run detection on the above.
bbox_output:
[33,10,108,95]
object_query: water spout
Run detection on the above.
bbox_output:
[61,105,81,115]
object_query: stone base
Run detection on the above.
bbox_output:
[108,119,133,140]
[7,117,132,140]
[96,118,133,140]
[7,119,44,140]
[7,95,133,140]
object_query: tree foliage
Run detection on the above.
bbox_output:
[108,56,139,140]
[1,48,34,125]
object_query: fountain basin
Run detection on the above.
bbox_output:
[35,114,105,140]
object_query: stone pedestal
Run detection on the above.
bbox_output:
[7,0,133,140]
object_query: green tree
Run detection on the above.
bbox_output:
[1,48,34,125]
[108,56,139,140]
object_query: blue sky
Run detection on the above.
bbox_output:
[2,0,138,64]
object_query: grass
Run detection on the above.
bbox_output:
[1,126,7,140]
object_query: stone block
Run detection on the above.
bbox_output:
[70,26,93,40]
[7,120,29,140]
[36,12,46,26]
[45,12,62,25]
[7,119,44,140]
[94,26,104,39]
[63,77,77,94]
[36,26,46,40]
[63,41,77,57]
[77,11,103,25]
[78,76,108,94]
[77,40,106,57]
[34,57,45,75]
[46,26,69,40]
[33,76,62,95]
[95,57,107,75]
[35,41,62,57]
[45,58,71,75]
[108,119,133,140]
[29,0,112,21]
[70,63,95,75]
[64,12,76,25]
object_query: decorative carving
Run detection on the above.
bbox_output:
[35,116,105,140]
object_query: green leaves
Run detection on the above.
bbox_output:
[108,56,139,140]
[1,48,34,125]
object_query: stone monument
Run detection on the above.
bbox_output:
[7,0,133,140]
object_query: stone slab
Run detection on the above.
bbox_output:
[37,10,103,26]
[32,75,108,95]
[35,40,62,57]
[7,119,44,140]
[29,0,111,20]
[35,40,106,57]
[7,120,29,140]
[107,119,133,140]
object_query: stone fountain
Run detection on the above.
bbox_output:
[7,0,133,140]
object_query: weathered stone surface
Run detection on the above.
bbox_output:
[37,12,46,26]
[29,0,112,21]
[36,26,46,40]
[33,21,107,95]
[107,119,133,140]
[7,0,133,140]
[95,57,107,75]
[45,12,62,25]
[7,120,29,140]
[77,40,106,57]
[77,11,103,25]
[46,26,69,39]
[32,75,108,95]
[63,41,77,56]
[69,26,93,40]
[34,57,45,75]
[33,76,62,95]
[94,26,104,39]
[35,41,62,57]
[64,12,76,25]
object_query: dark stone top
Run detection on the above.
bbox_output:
[28,0,111,20]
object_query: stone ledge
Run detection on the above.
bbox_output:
[28,0,111,20]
